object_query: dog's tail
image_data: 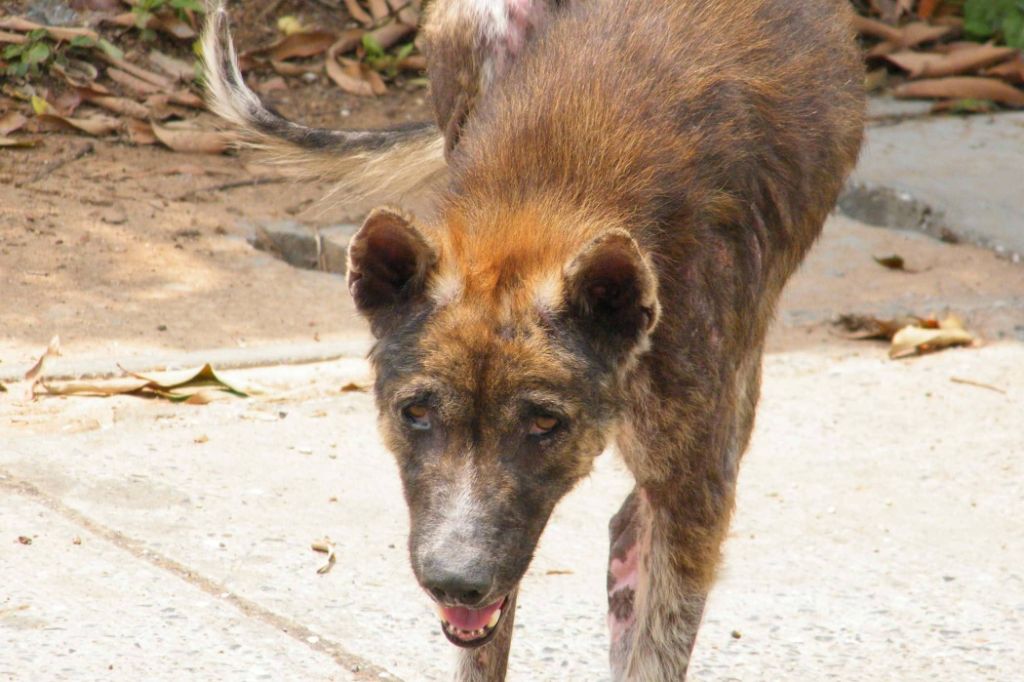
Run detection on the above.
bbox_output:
[201,3,445,201]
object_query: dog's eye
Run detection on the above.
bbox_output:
[402,403,432,430]
[529,415,560,436]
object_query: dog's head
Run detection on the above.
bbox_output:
[347,204,660,647]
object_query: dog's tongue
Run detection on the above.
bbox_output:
[440,599,503,631]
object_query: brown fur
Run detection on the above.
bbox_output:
[204,0,863,679]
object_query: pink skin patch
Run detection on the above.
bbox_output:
[607,542,640,643]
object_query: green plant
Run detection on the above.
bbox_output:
[2,31,97,78]
[964,0,1024,49]
[132,0,204,41]
[360,33,415,78]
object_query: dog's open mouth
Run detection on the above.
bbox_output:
[436,596,508,648]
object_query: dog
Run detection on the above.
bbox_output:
[202,1,864,678]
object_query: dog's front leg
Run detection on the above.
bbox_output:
[453,589,518,682]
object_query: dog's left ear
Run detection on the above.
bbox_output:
[347,207,437,335]
[563,229,661,361]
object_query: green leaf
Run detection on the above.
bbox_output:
[395,42,414,61]
[70,35,96,49]
[133,8,154,30]
[97,38,124,61]
[24,42,50,66]
[3,43,26,59]
[361,33,384,59]
[169,0,204,11]
[1003,10,1024,48]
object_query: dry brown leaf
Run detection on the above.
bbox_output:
[124,118,157,145]
[834,314,933,341]
[852,15,903,43]
[50,58,100,87]
[368,21,416,51]
[890,315,975,359]
[107,68,162,96]
[82,94,150,119]
[271,59,324,76]
[885,44,1018,79]
[148,50,195,82]
[873,254,907,270]
[866,22,952,58]
[17,536,32,545]
[918,0,940,20]
[984,56,1024,84]
[0,17,99,42]
[167,90,205,109]
[255,30,337,62]
[340,382,369,392]
[0,111,27,136]
[0,30,28,44]
[0,136,37,147]
[326,53,375,96]
[150,121,232,154]
[101,53,172,89]
[42,363,248,402]
[367,0,390,21]
[893,77,1024,106]
[37,112,121,136]
[154,14,196,40]
[343,0,374,26]
[398,54,427,71]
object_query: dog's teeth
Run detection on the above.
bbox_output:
[487,609,501,629]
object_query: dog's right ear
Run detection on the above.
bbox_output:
[347,207,437,334]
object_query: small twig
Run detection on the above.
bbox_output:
[176,176,287,201]
[15,142,94,188]
[311,538,337,574]
[950,377,1007,395]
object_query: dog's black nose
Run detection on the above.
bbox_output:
[422,563,493,606]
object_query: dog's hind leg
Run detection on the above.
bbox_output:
[453,590,519,682]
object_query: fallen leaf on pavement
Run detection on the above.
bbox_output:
[873,254,908,270]
[150,121,232,154]
[885,44,1017,79]
[312,537,337,575]
[893,77,1024,107]
[834,314,933,341]
[889,314,975,359]
[41,363,249,402]
[340,382,368,392]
